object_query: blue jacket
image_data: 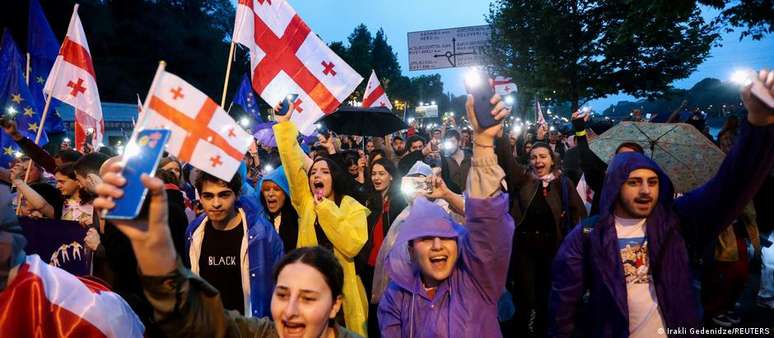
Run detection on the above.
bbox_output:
[549,122,774,338]
[185,201,284,318]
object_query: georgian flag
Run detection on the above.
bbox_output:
[43,4,103,150]
[362,70,392,109]
[140,69,252,182]
[493,76,516,96]
[536,98,547,128]
[0,255,144,337]
[233,0,363,135]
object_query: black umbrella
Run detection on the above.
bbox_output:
[318,106,408,137]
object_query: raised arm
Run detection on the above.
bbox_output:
[315,197,368,258]
[571,112,607,195]
[273,121,314,213]
[676,70,774,246]
[458,94,515,303]
[2,119,58,173]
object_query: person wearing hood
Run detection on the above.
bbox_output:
[549,69,774,338]
[378,93,514,338]
[274,106,370,336]
[185,171,284,318]
[370,161,465,306]
[258,165,299,251]
[494,134,586,336]
[358,158,407,337]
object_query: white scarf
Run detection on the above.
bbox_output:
[532,172,556,188]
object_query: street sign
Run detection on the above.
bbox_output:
[408,25,491,71]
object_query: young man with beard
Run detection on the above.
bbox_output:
[186,172,284,318]
[549,69,774,338]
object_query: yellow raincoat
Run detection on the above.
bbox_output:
[274,121,370,336]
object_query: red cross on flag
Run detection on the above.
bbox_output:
[362,70,393,109]
[139,68,252,182]
[43,4,103,150]
[493,76,517,96]
[233,0,363,135]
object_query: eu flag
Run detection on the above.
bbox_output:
[232,73,263,123]
[27,0,65,134]
[1,30,49,167]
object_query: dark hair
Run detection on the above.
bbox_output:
[156,168,179,186]
[56,150,82,164]
[369,149,386,162]
[615,142,644,154]
[273,247,344,299]
[407,135,426,146]
[529,142,560,171]
[54,162,95,203]
[370,158,401,195]
[98,146,117,157]
[445,129,461,141]
[194,171,242,197]
[391,135,404,142]
[73,152,110,177]
[308,156,354,205]
[54,162,77,179]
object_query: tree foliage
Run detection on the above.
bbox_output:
[486,0,719,113]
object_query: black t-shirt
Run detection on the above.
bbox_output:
[199,219,245,314]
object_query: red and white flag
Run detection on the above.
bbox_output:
[140,68,252,182]
[43,4,103,150]
[493,76,517,96]
[536,98,547,127]
[233,0,363,134]
[0,255,144,337]
[362,70,392,109]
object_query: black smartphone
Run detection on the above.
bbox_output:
[275,94,300,116]
[464,71,498,129]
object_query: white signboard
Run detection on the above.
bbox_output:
[415,104,439,118]
[408,25,491,71]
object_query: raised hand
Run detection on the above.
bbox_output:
[466,94,510,147]
[743,69,774,126]
[93,162,176,276]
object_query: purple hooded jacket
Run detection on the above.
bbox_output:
[378,193,514,338]
[549,122,774,338]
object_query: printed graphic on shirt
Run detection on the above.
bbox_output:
[619,237,650,284]
[207,255,238,266]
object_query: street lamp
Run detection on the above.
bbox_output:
[431,100,436,106]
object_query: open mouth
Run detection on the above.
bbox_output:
[429,255,448,269]
[313,181,325,196]
[282,321,306,336]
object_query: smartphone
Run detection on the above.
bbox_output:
[464,71,498,129]
[105,129,171,221]
[401,176,432,195]
[276,94,300,116]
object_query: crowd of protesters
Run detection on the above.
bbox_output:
[0,70,772,338]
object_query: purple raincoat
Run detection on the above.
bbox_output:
[378,194,515,338]
[549,122,774,338]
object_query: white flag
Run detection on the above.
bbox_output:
[140,69,251,182]
[43,4,103,150]
[362,70,393,109]
[233,0,363,134]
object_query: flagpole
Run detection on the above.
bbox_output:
[131,60,166,145]
[16,53,64,215]
[220,42,237,107]
[25,53,31,85]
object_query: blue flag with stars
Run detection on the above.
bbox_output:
[27,0,65,134]
[1,30,49,167]
[233,73,264,123]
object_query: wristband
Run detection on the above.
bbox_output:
[473,141,494,148]
[575,130,587,137]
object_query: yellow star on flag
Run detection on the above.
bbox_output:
[36,76,45,84]
[24,107,35,117]
[10,93,23,104]
[27,122,39,132]
[3,146,14,156]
